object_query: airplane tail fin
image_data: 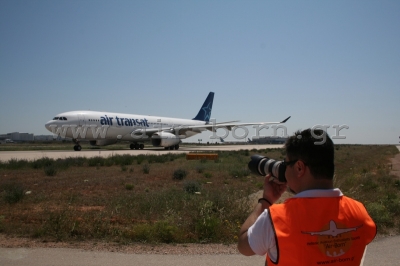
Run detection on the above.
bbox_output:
[192,92,214,122]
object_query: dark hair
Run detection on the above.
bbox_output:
[285,129,334,179]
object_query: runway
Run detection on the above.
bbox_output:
[0,236,399,266]
[0,144,283,162]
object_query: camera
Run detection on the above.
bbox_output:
[248,155,287,183]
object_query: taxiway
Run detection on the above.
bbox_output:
[0,144,283,162]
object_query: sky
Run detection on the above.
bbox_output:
[0,0,399,144]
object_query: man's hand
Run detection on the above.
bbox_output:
[263,174,287,204]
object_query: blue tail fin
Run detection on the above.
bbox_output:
[192,92,214,122]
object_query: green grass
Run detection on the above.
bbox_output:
[1,182,25,204]
[0,145,399,243]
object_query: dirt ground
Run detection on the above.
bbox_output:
[1,146,399,254]
[389,150,400,179]
[0,234,239,255]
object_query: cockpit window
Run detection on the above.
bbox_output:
[52,117,67,120]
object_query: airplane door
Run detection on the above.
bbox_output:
[78,114,86,126]
[156,118,162,130]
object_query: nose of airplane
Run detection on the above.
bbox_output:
[45,120,53,132]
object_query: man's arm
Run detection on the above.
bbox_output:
[237,200,270,255]
[237,174,287,256]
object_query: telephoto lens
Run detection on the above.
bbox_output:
[248,155,287,183]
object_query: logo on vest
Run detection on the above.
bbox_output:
[302,220,362,257]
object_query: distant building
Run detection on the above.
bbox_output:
[0,132,54,142]
[1,132,34,142]
[249,136,288,144]
[34,135,54,141]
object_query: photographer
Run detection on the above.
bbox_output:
[238,129,376,265]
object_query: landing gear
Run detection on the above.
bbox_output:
[130,143,144,150]
[72,139,81,151]
[165,144,179,150]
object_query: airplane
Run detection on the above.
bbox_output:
[45,92,291,151]
[301,220,362,237]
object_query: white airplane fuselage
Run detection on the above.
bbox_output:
[44,92,290,151]
[45,111,207,147]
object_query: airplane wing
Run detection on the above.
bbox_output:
[197,116,291,131]
[214,116,291,130]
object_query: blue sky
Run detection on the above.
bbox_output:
[1,0,399,144]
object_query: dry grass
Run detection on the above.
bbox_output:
[0,150,272,243]
[0,145,399,244]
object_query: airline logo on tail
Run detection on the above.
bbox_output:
[192,92,214,122]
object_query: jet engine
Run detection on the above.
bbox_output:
[151,132,180,148]
[89,139,118,146]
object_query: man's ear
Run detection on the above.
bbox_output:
[296,160,307,177]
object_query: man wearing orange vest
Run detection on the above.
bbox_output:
[238,129,376,265]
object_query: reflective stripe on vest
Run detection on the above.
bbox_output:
[267,196,376,265]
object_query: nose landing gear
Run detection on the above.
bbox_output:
[73,139,81,151]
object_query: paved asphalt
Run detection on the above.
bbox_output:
[0,235,399,265]
[0,144,282,162]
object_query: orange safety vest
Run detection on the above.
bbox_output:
[267,196,376,265]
